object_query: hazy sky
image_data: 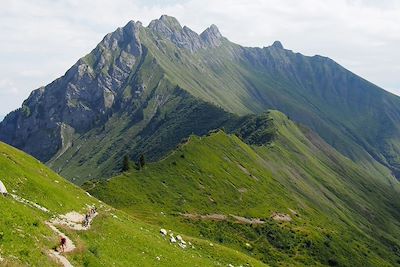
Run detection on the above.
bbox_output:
[1,0,399,117]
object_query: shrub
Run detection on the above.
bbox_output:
[122,155,130,172]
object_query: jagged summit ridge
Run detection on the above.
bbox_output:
[147,15,223,52]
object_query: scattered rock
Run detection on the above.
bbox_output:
[271,212,292,222]
[0,180,8,195]
[237,164,250,175]
[238,188,247,193]
[289,208,298,216]
[160,228,167,236]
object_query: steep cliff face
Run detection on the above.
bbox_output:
[0,20,144,161]
[1,15,400,182]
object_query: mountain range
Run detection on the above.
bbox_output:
[1,15,400,183]
[1,15,400,266]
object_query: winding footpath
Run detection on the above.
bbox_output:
[46,211,98,267]
[45,222,75,267]
[9,192,97,267]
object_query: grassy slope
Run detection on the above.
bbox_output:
[49,85,240,185]
[0,141,266,266]
[89,111,400,266]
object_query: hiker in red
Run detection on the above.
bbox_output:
[60,236,67,252]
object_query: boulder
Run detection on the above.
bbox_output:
[0,180,7,195]
[160,228,167,236]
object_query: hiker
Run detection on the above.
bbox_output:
[60,236,67,252]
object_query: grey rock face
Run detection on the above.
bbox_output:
[200,24,223,47]
[148,15,223,52]
[0,20,145,162]
[271,41,284,49]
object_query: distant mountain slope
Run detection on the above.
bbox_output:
[46,85,243,184]
[0,141,266,266]
[88,111,400,266]
[1,15,400,182]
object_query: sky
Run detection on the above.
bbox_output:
[0,0,399,117]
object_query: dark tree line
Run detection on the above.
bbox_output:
[122,154,145,172]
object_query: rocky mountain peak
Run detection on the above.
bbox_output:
[200,24,222,47]
[100,20,142,56]
[148,15,183,34]
[271,40,284,49]
[159,15,182,29]
[202,24,222,38]
[147,16,224,52]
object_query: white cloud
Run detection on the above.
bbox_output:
[0,0,399,116]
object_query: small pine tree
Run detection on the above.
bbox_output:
[122,155,130,172]
[139,154,145,169]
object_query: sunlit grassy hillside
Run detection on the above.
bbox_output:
[89,111,400,266]
[0,141,266,267]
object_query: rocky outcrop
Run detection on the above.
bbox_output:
[0,20,145,162]
[200,24,223,47]
[148,15,223,52]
